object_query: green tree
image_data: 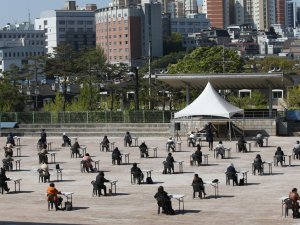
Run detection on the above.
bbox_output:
[44,92,67,112]
[287,85,300,109]
[251,57,297,74]
[45,44,79,111]
[227,90,267,109]
[168,46,244,73]
[2,64,22,87]
[163,32,185,55]
[0,80,24,112]
[77,47,107,111]
[69,84,98,111]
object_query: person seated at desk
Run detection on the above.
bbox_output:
[166,137,176,152]
[71,140,81,157]
[4,145,13,157]
[275,146,285,167]
[163,153,175,174]
[238,136,247,153]
[95,171,110,196]
[101,135,110,152]
[131,163,144,184]
[289,188,300,218]
[62,132,71,147]
[38,151,48,164]
[0,167,10,193]
[215,141,225,159]
[82,153,94,172]
[139,142,149,158]
[6,132,15,146]
[255,132,264,147]
[38,163,50,183]
[112,147,122,165]
[188,132,196,147]
[253,154,264,175]
[40,129,47,146]
[37,138,47,152]
[124,131,132,147]
[192,174,206,199]
[47,183,64,210]
[2,155,14,171]
[192,144,202,166]
[226,163,238,186]
[293,141,300,160]
[154,186,175,215]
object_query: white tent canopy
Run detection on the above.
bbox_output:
[174,82,244,119]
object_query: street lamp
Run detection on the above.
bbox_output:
[34,87,40,110]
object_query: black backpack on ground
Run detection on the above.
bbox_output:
[146,177,153,184]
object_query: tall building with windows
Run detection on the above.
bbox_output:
[35,1,96,54]
[203,0,224,28]
[285,0,297,28]
[95,3,163,66]
[0,22,46,77]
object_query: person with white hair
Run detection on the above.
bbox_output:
[226,163,238,185]
[293,141,300,159]
[62,132,71,147]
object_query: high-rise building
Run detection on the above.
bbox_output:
[35,1,96,54]
[95,3,163,66]
[285,0,297,28]
[203,0,224,28]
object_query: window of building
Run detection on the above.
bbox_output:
[125,41,128,44]
[119,27,122,31]
[171,21,177,25]
[124,27,128,30]
[59,28,65,32]
[68,28,75,32]
[119,41,122,45]
[179,22,185,25]
[87,21,93,25]
[44,20,48,25]
[59,20,65,25]
[119,56,122,60]
[124,20,128,24]
[87,28,93,32]
[114,56,117,60]
[113,35,117,38]
[77,21,84,25]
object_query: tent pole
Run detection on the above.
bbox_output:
[229,118,232,142]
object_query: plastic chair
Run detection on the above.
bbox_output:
[225,172,237,186]
[282,198,293,217]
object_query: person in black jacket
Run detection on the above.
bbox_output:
[192,174,206,199]
[95,171,110,196]
[226,163,238,185]
[71,140,81,157]
[124,131,132,147]
[112,147,122,165]
[101,136,110,152]
[6,132,15,146]
[40,129,47,145]
[238,136,247,152]
[154,186,175,215]
[253,154,264,175]
[164,153,175,174]
[139,142,149,158]
[0,167,10,192]
[131,163,144,184]
[62,133,71,147]
[192,144,202,166]
[275,146,285,167]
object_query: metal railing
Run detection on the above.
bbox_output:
[0,110,174,124]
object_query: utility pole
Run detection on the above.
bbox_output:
[148,3,152,110]
[215,44,233,73]
[148,41,152,110]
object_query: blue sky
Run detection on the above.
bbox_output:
[0,0,111,27]
[0,0,299,27]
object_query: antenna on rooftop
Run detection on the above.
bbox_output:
[28,10,31,24]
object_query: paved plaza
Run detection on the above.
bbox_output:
[0,135,300,225]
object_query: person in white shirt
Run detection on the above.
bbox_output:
[215,141,225,159]
[189,132,196,147]
[293,141,300,159]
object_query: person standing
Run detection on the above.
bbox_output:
[40,129,47,145]
[124,131,132,147]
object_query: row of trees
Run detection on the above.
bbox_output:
[1,45,300,112]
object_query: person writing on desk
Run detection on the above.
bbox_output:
[47,183,64,210]
[289,188,300,218]
[71,140,81,157]
[0,167,10,193]
[163,153,175,174]
[95,171,110,196]
[154,186,175,215]
[253,154,264,175]
[238,136,247,153]
[226,163,238,186]
[192,144,202,166]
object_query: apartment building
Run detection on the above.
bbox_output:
[35,1,96,54]
[0,22,46,77]
[95,3,163,66]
